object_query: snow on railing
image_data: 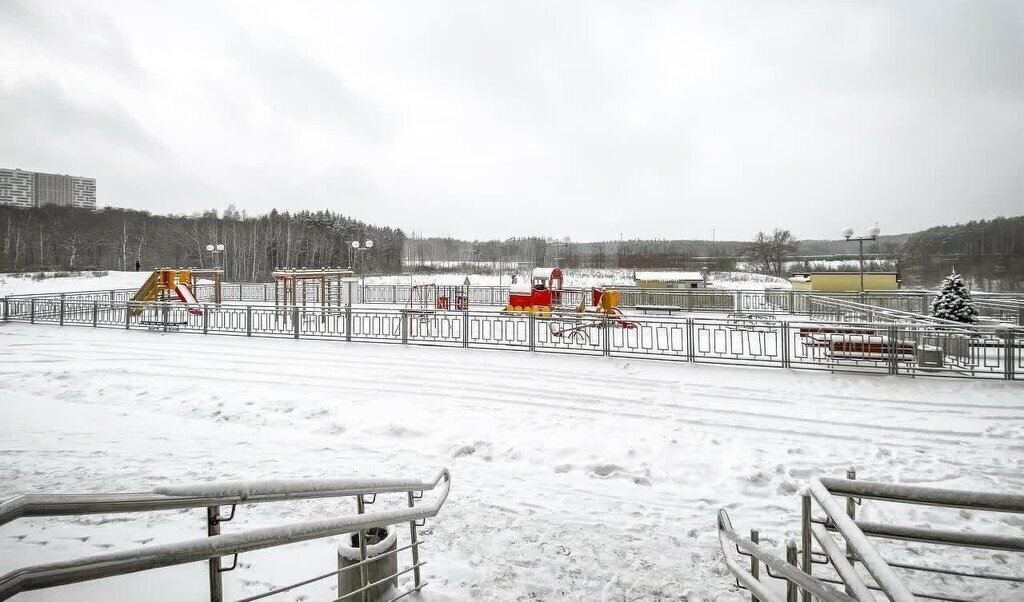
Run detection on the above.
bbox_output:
[0,469,451,602]
[717,470,1024,601]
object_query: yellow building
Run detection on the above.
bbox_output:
[788,272,899,292]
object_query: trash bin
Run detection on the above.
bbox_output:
[337,526,397,601]
[436,296,449,310]
[917,344,944,368]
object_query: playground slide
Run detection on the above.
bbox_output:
[129,271,161,316]
[174,284,204,315]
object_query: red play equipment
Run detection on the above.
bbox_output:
[504,267,564,315]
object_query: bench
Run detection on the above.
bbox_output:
[799,326,877,347]
[828,336,917,361]
[635,304,684,315]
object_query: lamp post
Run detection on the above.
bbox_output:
[841,225,880,292]
[205,244,225,270]
[350,239,374,281]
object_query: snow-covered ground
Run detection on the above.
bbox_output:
[0,271,151,298]
[1,324,1021,600]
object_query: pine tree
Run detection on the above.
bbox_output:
[930,272,979,323]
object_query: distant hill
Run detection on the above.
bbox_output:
[900,216,1024,291]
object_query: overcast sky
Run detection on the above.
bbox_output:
[1,1,1022,241]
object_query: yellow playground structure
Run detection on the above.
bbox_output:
[130,268,223,316]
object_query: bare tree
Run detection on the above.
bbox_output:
[745,229,798,277]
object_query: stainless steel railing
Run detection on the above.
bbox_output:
[718,470,1024,601]
[0,469,451,601]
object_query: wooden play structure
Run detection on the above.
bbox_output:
[504,267,564,315]
[272,268,356,311]
[130,268,222,316]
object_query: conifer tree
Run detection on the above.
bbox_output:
[930,272,979,323]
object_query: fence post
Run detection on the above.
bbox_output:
[602,315,611,356]
[207,506,223,602]
[734,291,742,312]
[528,312,536,352]
[785,540,798,602]
[293,305,300,339]
[1005,329,1015,381]
[346,306,353,342]
[462,308,469,348]
[59,294,65,326]
[401,309,408,344]
[686,318,695,362]
[93,301,98,327]
[125,302,131,329]
[263,284,268,303]
[246,305,252,337]
[749,529,761,602]
[788,290,795,314]
[887,325,899,375]
[800,492,812,602]
[781,322,790,368]
[110,289,115,302]
[162,302,169,333]
[203,305,209,334]
[3,297,9,322]
[392,284,398,304]
[30,298,35,324]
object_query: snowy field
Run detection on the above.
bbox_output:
[0,271,150,298]
[1,324,1022,600]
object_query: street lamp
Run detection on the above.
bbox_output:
[205,243,225,270]
[841,225,880,292]
[350,239,373,275]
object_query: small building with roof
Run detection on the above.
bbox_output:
[633,271,707,289]
[788,272,899,292]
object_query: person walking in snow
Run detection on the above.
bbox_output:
[135,260,141,272]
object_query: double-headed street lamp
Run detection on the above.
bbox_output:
[841,225,880,292]
[349,240,373,275]
[205,243,225,270]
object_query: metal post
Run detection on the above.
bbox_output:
[781,322,790,368]
[463,307,469,348]
[858,239,865,293]
[888,325,899,375]
[801,492,812,602]
[246,306,252,337]
[346,306,352,342]
[203,306,209,334]
[407,492,422,588]
[30,298,35,324]
[788,290,795,314]
[1005,329,1015,381]
[785,540,798,602]
[92,301,98,327]
[845,467,857,596]
[125,301,131,329]
[162,302,169,333]
[293,305,300,339]
[749,529,760,602]
[528,312,536,352]
[401,309,408,344]
[59,294,65,326]
[686,318,695,362]
[207,506,223,602]
[2,297,7,322]
[356,495,369,602]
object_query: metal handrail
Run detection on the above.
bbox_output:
[0,469,450,600]
[818,477,1024,513]
[717,510,856,602]
[0,473,446,526]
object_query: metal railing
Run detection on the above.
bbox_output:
[718,470,1024,601]
[1,298,1020,380]
[0,469,451,601]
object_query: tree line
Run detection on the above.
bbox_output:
[900,216,1024,291]
[0,205,405,281]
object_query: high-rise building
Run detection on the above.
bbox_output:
[0,168,97,210]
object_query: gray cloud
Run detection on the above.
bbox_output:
[0,1,1022,240]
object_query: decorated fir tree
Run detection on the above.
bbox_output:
[930,272,979,323]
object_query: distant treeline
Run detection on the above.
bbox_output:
[901,216,1024,291]
[0,205,405,281]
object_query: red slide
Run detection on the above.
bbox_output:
[174,284,204,315]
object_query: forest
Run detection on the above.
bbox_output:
[0,205,405,281]
[3,204,1022,291]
